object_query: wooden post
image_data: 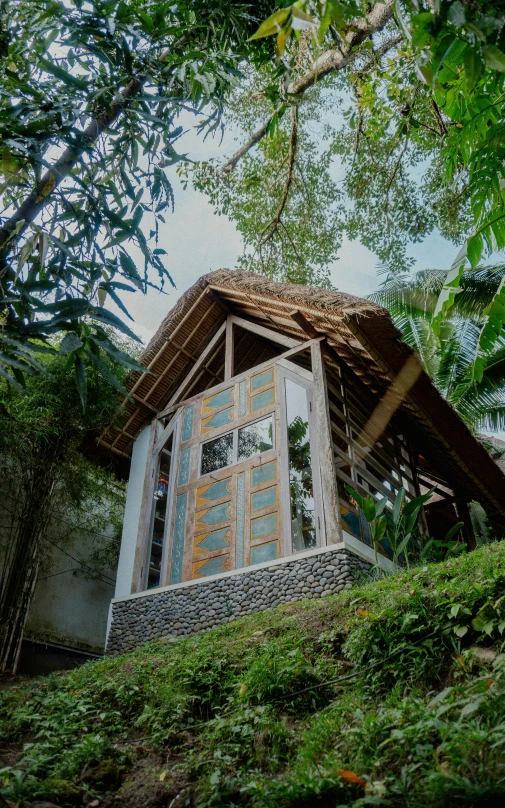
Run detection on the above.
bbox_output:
[310,341,342,544]
[224,316,234,380]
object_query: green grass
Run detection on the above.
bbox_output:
[2,544,505,807]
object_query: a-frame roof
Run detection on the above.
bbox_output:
[99,269,505,528]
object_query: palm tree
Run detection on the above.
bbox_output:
[371,265,505,433]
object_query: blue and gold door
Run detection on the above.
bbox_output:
[168,365,283,584]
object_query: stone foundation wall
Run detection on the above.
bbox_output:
[106,546,371,655]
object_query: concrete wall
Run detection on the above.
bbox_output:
[106,543,371,655]
[1,491,120,657]
[26,536,116,654]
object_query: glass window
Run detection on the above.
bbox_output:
[148,437,173,588]
[201,432,234,475]
[238,416,274,463]
[285,379,316,552]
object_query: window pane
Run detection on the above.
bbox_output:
[238,416,274,463]
[148,437,173,588]
[201,432,234,475]
[285,379,316,552]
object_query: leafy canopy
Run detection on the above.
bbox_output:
[191,1,505,362]
[0,0,273,400]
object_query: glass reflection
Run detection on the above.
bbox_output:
[148,436,172,588]
[201,432,233,475]
[285,379,316,552]
[238,416,274,462]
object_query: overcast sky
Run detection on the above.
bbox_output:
[115,114,461,346]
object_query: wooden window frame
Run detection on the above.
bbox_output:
[141,410,182,591]
[277,362,326,555]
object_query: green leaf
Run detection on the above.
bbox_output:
[59,332,83,355]
[39,56,88,90]
[249,8,291,40]
[375,496,389,518]
[474,273,505,381]
[482,45,505,72]
[467,233,483,268]
[393,488,406,525]
[0,364,24,390]
[471,612,490,632]
[463,46,483,94]
[448,1,465,27]
[444,521,464,543]
[403,491,432,515]
[344,485,365,510]
[362,496,377,523]
[372,515,387,544]
[420,538,434,561]
[119,251,144,290]
[90,307,141,342]
[83,349,130,398]
[395,0,412,42]
[91,335,149,374]
[396,533,411,557]
[433,246,467,331]
[431,34,456,83]
[469,501,493,545]
[460,699,481,716]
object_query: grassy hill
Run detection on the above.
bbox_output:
[2,544,505,808]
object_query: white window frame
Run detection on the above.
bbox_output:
[198,413,276,478]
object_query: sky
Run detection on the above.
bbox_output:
[115,113,461,346]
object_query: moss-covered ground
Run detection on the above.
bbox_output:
[2,544,505,807]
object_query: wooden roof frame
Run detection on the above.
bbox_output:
[98,269,505,527]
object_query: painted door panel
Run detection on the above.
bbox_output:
[166,363,322,584]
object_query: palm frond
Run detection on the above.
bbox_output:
[475,404,505,433]
[371,263,505,432]
[454,264,505,318]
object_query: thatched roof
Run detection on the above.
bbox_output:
[98,269,505,526]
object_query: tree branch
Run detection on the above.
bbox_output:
[431,98,448,137]
[221,103,284,174]
[0,75,146,264]
[259,105,299,247]
[288,0,396,95]
[221,2,398,173]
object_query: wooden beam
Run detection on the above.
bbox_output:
[157,337,321,420]
[311,341,342,544]
[128,287,211,397]
[153,410,180,457]
[229,314,300,349]
[159,321,226,414]
[131,393,159,413]
[224,316,234,380]
[144,301,221,403]
[290,309,319,339]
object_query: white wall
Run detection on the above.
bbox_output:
[114,424,152,598]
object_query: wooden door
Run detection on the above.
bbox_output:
[166,365,283,584]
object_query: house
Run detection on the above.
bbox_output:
[101,271,505,655]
